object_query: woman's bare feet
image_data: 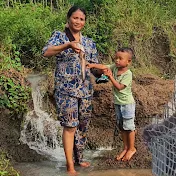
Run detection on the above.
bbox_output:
[122,148,136,161]
[67,170,78,176]
[79,161,90,167]
[116,149,127,161]
[67,162,77,176]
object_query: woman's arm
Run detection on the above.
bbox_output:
[43,43,70,57]
[86,63,108,70]
[43,41,81,57]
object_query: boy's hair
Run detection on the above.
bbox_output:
[116,47,134,60]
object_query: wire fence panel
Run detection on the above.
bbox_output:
[143,76,176,176]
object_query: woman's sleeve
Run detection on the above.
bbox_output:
[90,41,98,63]
[88,40,101,77]
[42,31,63,55]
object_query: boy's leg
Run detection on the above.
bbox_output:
[120,103,136,161]
[114,104,128,160]
[116,130,128,160]
[122,130,136,161]
[73,97,92,167]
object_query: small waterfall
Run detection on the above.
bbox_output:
[20,74,65,161]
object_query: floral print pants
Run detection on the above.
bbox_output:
[55,91,92,163]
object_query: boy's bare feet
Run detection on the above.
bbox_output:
[79,161,90,167]
[122,148,136,161]
[116,149,127,161]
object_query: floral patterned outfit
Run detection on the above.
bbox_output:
[42,31,98,163]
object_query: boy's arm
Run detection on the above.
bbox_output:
[104,70,125,90]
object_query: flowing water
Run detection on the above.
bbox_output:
[16,74,152,176]
[20,74,64,160]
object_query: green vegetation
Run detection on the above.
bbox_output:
[0,152,20,176]
[0,1,175,174]
[0,44,31,115]
[0,0,176,114]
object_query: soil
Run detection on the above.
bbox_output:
[0,109,46,162]
[87,74,174,170]
[0,74,174,170]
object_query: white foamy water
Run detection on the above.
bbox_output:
[20,74,65,161]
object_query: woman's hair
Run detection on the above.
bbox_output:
[65,6,86,42]
[67,5,86,20]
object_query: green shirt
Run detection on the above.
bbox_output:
[109,64,134,105]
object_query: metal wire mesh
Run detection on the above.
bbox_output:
[143,76,176,176]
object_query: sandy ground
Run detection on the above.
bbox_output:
[88,169,153,176]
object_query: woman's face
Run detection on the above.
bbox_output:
[68,9,86,33]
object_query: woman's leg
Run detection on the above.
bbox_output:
[54,92,79,174]
[73,97,92,167]
[63,127,77,174]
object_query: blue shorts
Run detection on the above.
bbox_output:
[54,91,92,127]
[115,103,135,131]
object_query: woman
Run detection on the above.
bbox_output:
[42,6,98,175]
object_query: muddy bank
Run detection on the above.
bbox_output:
[0,74,174,169]
[0,109,46,162]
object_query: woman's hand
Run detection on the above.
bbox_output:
[69,41,81,53]
[86,63,94,69]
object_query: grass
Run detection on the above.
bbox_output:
[0,152,20,176]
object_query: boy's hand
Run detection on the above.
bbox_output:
[104,68,112,77]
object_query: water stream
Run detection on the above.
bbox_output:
[20,74,64,160]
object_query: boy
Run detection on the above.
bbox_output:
[87,47,136,161]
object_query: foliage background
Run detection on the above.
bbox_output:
[0,0,176,71]
[0,0,176,115]
[0,0,176,174]
[0,0,176,114]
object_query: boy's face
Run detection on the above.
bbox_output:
[113,51,131,68]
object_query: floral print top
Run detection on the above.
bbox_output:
[42,31,98,98]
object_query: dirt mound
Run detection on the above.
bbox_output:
[87,74,174,169]
[133,74,174,123]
